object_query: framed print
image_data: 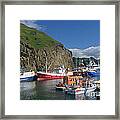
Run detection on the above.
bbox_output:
[0,0,119,119]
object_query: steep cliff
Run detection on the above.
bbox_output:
[20,23,73,71]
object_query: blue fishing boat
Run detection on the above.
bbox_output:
[87,69,100,77]
[20,71,37,82]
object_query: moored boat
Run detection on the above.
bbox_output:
[65,86,85,95]
[37,52,66,81]
[56,82,66,91]
[37,71,65,80]
[87,69,100,77]
[56,86,66,91]
[63,70,98,95]
[37,66,66,80]
[20,71,37,82]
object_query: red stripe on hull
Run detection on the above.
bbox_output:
[37,73,64,81]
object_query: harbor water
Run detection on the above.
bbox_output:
[20,76,100,100]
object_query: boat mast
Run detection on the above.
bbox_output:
[43,49,47,73]
[45,56,47,73]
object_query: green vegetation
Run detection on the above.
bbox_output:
[20,23,62,49]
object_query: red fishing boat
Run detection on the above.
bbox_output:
[37,71,65,80]
[37,64,66,81]
[37,51,66,80]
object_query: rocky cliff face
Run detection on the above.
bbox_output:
[20,24,73,71]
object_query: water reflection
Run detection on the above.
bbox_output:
[20,79,100,100]
[20,81,36,91]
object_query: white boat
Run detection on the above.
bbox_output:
[86,86,96,94]
[65,79,97,95]
[56,86,66,91]
[56,82,66,91]
[65,87,85,95]
[85,87,100,98]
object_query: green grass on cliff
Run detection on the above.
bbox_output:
[20,23,62,49]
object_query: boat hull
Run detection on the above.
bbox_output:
[20,75,37,82]
[37,72,64,80]
[20,71,37,82]
[65,87,85,95]
[65,89,85,95]
[86,87,96,93]
[87,71,100,77]
[65,87,96,95]
[56,86,66,91]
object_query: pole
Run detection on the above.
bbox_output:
[46,56,47,73]
[43,49,47,73]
